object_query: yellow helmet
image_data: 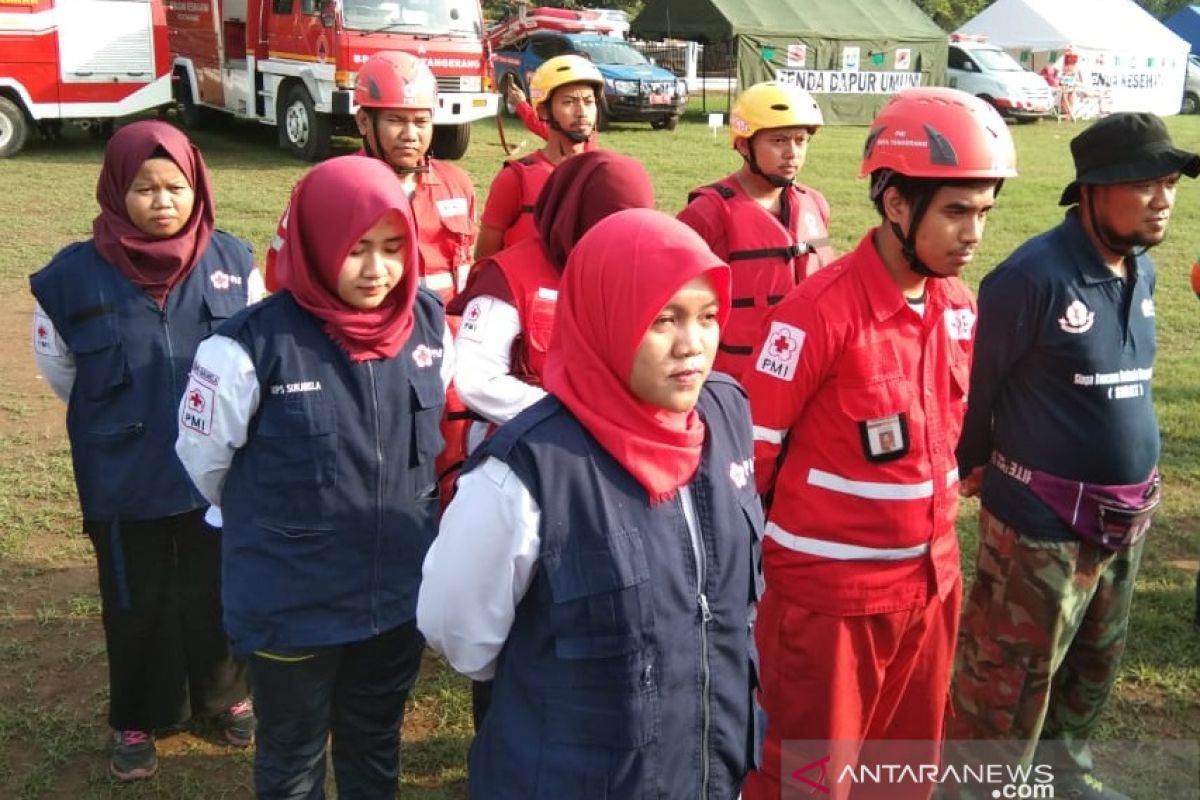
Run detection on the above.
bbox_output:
[529,55,604,116]
[730,81,824,143]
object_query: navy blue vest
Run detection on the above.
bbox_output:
[467,374,764,800]
[219,290,445,654]
[30,232,255,522]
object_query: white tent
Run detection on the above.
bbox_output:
[957,0,1188,116]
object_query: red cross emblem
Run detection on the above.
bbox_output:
[770,331,796,360]
[412,345,434,368]
[467,303,482,322]
[188,389,205,411]
[37,325,48,339]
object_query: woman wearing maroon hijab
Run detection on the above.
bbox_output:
[176,156,453,800]
[420,209,763,799]
[30,120,258,780]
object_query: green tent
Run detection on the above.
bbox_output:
[631,0,948,124]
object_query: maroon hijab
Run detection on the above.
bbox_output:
[271,156,420,361]
[93,121,216,304]
[534,150,656,270]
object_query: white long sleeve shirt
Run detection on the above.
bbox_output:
[174,323,455,510]
[418,461,702,682]
[453,294,547,426]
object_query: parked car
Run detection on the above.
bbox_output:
[1183,54,1200,114]
[491,31,688,130]
[947,38,1055,121]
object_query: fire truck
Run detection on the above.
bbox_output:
[167,0,497,161]
[0,0,173,158]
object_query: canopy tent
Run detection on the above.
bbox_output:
[631,0,947,125]
[1164,6,1200,55]
[957,0,1188,116]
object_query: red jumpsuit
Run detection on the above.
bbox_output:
[678,175,834,379]
[738,231,974,800]
[478,151,555,251]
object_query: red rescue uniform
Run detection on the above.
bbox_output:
[479,152,555,251]
[738,231,973,800]
[678,175,834,378]
[409,159,477,300]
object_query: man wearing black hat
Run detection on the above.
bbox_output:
[948,113,1199,800]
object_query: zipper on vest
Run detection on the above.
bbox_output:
[367,361,384,635]
[679,489,713,800]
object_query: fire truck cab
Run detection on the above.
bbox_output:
[0,0,173,158]
[168,0,497,161]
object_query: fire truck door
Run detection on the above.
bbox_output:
[265,0,309,57]
[56,0,156,85]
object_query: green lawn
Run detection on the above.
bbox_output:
[0,107,1197,798]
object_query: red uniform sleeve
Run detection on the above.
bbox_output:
[480,165,522,231]
[677,192,730,261]
[738,298,838,497]
[516,101,550,141]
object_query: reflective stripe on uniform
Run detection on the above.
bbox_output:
[806,467,959,500]
[422,271,456,292]
[753,425,786,445]
[455,263,471,292]
[765,521,930,560]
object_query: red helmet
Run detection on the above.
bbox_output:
[860,87,1017,186]
[354,52,437,110]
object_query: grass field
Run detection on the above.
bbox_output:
[0,105,1197,798]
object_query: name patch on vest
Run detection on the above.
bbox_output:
[180,379,215,436]
[755,321,806,382]
[269,381,323,395]
[436,197,469,217]
[459,297,493,343]
[33,312,62,357]
[209,270,244,290]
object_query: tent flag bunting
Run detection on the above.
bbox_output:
[956,0,1189,117]
[631,0,947,125]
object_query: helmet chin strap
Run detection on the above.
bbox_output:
[743,136,792,189]
[365,110,430,175]
[546,114,591,145]
[890,186,945,280]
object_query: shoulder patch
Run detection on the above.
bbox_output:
[754,320,806,382]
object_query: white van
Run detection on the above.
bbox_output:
[947,39,1055,121]
[1183,54,1200,114]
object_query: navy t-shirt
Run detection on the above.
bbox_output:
[956,210,1160,541]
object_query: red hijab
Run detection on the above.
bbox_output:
[93,121,215,304]
[543,209,731,504]
[271,156,420,361]
[535,150,656,270]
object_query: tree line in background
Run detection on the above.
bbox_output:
[479,0,1198,33]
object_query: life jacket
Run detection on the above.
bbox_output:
[412,159,477,301]
[30,232,255,522]
[463,374,762,800]
[488,237,560,385]
[499,153,554,249]
[686,177,834,377]
[219,290,445,654]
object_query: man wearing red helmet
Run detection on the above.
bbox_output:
[738,87,1017,799]
[353,51,477,505]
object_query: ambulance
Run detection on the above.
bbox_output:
[0,0,173,158]
[167,0,497,161]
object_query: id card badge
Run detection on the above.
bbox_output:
[859,413,909,463]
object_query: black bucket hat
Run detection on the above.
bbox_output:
[1059,112,1200,206]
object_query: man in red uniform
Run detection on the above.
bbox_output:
[475,55,603,261]
[738,87,1018,800]
[678,81,835,378]
[353,51,477,503]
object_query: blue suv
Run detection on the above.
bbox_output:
[492,31,688,130]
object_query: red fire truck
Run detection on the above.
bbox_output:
[0,0,173,158]
[167,0,497,160]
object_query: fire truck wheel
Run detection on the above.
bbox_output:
[430,123,471,161]
[0,96,30,159]
[279,84,331,162]
[175,78,211,131]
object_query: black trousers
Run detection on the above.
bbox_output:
[86,509,248,731]
[251,621,426,800]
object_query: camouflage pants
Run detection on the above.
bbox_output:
[947,505,1144,773]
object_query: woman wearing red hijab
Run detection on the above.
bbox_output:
[176,155,453,800]
[419,209,763,799]
[30,120,258,780]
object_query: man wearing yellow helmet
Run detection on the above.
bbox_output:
[475,55,603,261]
[678,81,836,378]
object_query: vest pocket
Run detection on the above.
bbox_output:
[410,376,446,465]
[835,342,912,421]
[70,320,129,400]
[203,289,244,333]
[543,684,660,748]
[253,398,337,490]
